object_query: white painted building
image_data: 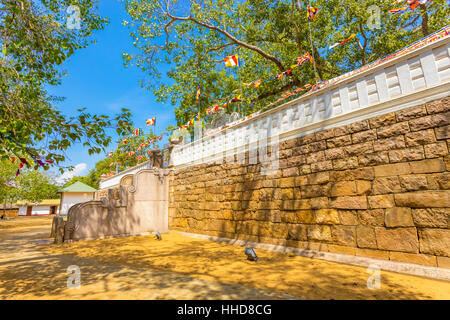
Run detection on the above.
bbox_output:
[59,181,97,215]
[17,199,60,216]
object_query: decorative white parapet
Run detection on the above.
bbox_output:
[99,160,152,190]
[171,27,450,169]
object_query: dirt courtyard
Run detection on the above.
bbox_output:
[0,216,449,300]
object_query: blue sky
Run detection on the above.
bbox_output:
[47,0,176,180]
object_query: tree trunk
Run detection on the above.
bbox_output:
[420,4,429,36]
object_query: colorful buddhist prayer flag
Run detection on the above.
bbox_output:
[254,79,262,88]
[133,129,140,136]
[297,52,313,66]
[123,138,128,144]
[196,87,201,103]
[307,6,318,20]
[146,118,155,126]
[224,54,239,67]
[108,152,113,157]
[10,157,15,164]
[407,0,419,10]
[390,7,409,15]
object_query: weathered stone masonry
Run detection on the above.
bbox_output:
[169,97,450,269]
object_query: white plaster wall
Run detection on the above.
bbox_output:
[18,206,27,216]
[60,192,94,215]
[31,206,50,215]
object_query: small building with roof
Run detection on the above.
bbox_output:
[59,181,97,215]
[17,199,60,216]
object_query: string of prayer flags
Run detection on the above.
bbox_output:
[123,138,128,144]
[146,118,155,126]
[132,129,140,136]
[10,157,15,164]
[329,33,357,50]
[307,6,318,20]
[224,54,239,67]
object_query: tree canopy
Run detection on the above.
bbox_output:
[0,0,133,173]
[122,0,449,127]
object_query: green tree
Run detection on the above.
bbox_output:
[16,170,60,202]
[122,0,449,126]
[0,0,133,172]
[0,159,21,214]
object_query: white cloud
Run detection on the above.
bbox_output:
[55,163,88,185]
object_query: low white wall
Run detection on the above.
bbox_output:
[60,192,94,215]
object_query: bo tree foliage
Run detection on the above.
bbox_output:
[0,0,133,172]
[122,0,449,126]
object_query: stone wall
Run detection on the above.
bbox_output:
[169,97,450,268]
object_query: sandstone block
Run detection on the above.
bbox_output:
[358,209,385,226]
[352,129,377,144]
[369,112,396,128]
[394,191,450,208]
[399,175,428,191]
[287,224,308,241]
[331,196,368,209]
[418,228,450,257]
[307,225,331,242]
[409,112,450,131]
[377,122,410,138]
[338,210,359,225]
[385,207,414,227]
[356,226,377,249]
[388,146,424,163]
[389,252,437,267]
[333,157,359,170]
[315,209,340,224]
[375,227,419,253]
[330,181,357,197]
[424,141,448,158]
[355,248,389,260]
[368,194,395,208]
[437,256,450,269]
[358,152,390,166]
[409,158,446,173]
[425,98,450,114]
[327,135,352,148]
[435,125,450,140]
[344,141,374,156]
[374,163,410,177]
[396,105,428,121]
[373,135,406,151]
[327,244,356,255]
[331,225,356,246]
[405,129,436,146]
[411,208,450,228]
[372,176,402,194]
[315,128,335,141]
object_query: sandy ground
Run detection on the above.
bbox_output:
[0,216,449,300]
